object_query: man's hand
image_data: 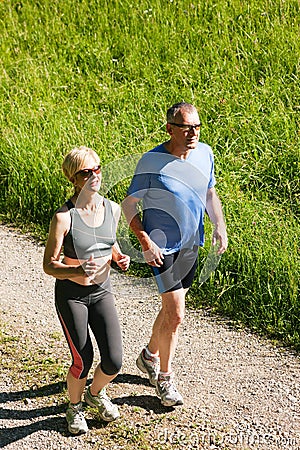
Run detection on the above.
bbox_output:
[212,225,228,255]
[141,239,164,267]
[122,195,164,267]
[116,253,130,271]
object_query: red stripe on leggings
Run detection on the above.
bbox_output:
[58,312,83,379]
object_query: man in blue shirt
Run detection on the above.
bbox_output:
[122,102,227,406]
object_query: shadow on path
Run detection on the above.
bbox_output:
[0,381,66,404]
[112,372,151,387]
[0,374,173,447]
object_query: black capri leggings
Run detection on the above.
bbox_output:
[55,278,122,380]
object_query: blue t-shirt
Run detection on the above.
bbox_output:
[127,143,216,254]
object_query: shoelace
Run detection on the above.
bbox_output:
[73,411,85,421]
[145,356,160,370]
[159,378,178,394]
[70,404,83,413]
[98,392,116,410]
[70,408,86,425]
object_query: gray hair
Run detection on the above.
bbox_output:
[166,102,197,123]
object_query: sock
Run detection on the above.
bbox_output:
[70,401,82,407]
[159,371,172,379]
[145,346,159,359]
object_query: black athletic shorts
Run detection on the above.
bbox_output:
[152,246,198,293]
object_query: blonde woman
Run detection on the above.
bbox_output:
[43,146,130,434]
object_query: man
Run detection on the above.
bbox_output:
[122,102,227,407]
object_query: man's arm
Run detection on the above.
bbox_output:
[122,195,164,266]
[205,187,228,254]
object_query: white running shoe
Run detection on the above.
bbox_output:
[84,386,120,422]
[66,402,88,434]
[156,373,183,407]
[136,348,160,386]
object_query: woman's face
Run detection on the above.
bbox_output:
[73,155,102,193]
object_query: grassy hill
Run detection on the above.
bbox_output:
[0,0,299,347]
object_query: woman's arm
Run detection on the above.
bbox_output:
[110,200,130,271]
[43,211,84,279]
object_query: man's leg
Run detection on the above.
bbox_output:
[147,309,163,356]
[152,288,185,406]
[137,248,196,396]
[148,288,185,373]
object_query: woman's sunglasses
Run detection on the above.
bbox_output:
[75,165,101,178]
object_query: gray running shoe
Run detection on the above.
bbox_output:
[136,348,160,386]
[156,373,183,407]
[84,386,120,422]
[66,402,88,434]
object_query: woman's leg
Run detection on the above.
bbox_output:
[55,280,94,403]
[89,366,117,396]
[66,372,88,404]
[88,283,123,395]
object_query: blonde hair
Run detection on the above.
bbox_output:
[62,146,100,181]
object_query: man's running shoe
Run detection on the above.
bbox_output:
[136,348,160,386]
[155,373,183,407]
[66,402,88,434]
[84,386,120,422]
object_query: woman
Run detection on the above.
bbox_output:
[43,146,130,434]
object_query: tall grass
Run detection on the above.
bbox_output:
[0,0,299,346]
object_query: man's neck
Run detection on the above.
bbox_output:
[164,140,191,160]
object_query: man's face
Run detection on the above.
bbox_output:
[168,109,201,150]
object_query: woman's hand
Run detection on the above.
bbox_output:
[80,254,99,279]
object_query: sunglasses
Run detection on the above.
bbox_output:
[169,123,201,132]
[75,165,101,178]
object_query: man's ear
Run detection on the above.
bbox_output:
[166,123,172,135]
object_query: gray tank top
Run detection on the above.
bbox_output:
[63,198,116,260]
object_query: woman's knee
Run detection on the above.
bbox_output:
[69,351,93,379]
[101,352,123,376]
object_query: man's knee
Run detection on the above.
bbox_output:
[162,305,184,331]
[168,310,184,330]
[161,290,185,331]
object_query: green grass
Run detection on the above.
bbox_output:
[0,324,68,388]
[0,0,299,347]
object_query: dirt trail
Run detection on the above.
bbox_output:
[0,224,299,449]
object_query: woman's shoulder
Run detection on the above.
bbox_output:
[104,198,121,220]
[55,200,73,214]
[52,202,72,226]
[104,197,119,210]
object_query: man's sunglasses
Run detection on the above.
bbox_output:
[75,165,101,178]
[169,123,201,132]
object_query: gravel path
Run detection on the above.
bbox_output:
[0,224,299,449]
